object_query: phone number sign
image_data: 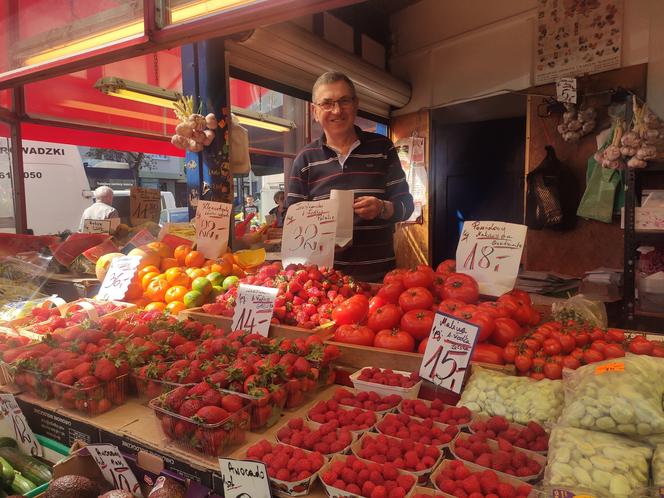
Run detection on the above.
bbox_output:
[419,312,480,394]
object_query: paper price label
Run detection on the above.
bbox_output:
[0,394,41,457]
[231,284,279,337]
[456,221,527,297]
[83,219,112,234]
[130,187,161,226]
[97,255,141,301]
[595,362,625,375]
[419,312,480,394]
[556,77,577,104]
[282,200,337,268]
[219,458,273,498]
[195,200,232,259]
[88,444,143,497]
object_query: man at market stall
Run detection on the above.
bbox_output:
[285,71,414,282]
[78,186,120,232]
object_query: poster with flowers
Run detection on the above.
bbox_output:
[535,0,623,85]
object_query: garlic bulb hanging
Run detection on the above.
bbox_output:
[557,103,596,142]
[169,96,220,152]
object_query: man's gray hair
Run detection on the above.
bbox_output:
[94,186,114,203]
[312,71,357,102]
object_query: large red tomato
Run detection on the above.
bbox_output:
[417,337,428,354]
[401,268,434,290]
[437,298,466,314]
[432,275,447,300]
[400,309,435,341]
[398,287,434,313]
[367,304,402,332]
[368,296,387,315]
[490,317,523,347]
[435,259,456,275]
[333,324,375,346]
[376,281,405,305]
[472,343,505,365]
[442,273,479,304]
[373,329,415,352]
[331,295,369,325]
[383,269,407,285]
[477,301,512,319]
[452,307,495,343]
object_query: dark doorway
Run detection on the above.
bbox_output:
[431,95,526,265]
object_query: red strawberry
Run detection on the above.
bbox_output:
[93,358,118,382]
[193,405,229,424]
[54,369,75,385]
[179,398,205,418]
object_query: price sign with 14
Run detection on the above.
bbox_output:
[231,284,279,337]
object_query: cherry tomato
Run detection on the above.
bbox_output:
[589,327,605,342]
[331,295,369,325]
[651,344,664,357]
[489,317,522,347]
[514,354,533,373]
[582,348,604,364]
[562,355,581,370]
[606,328,625,343]
[543,362,562,380]
[376,281,405,305]
[367,304,402,332]
[441,273,479,304]
[373,329,416,352]
[574,332,590,348]
[333,324,375,346]
[530,372,546,380]
[603,343,626,359]
[502,344,518,363]
[555,334,576,354]
[590,340,607,353]
[402,268,434,290]
[400,309,435,341]
[398,287,434,313]
[471,343,505,365]
[628,337,654,355]
[542,338,562,356]
[523,338,541,352]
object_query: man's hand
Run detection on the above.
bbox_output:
[353,196,393,220]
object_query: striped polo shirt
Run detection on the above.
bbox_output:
[285,126,414,281]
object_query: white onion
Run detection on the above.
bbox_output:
[175,122,193,138]
[205,113,218,129]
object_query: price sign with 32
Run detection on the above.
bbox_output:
[419,312,480,394]
[281,200,337,268]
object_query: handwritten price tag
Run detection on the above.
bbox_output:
[88,444,143,497]
[556,77,577,104]
[195,200,232,259]
[232,284,278,337]
[219,458,272,498]
[456,221,527,297]
[419,312,479,394]
[130,187,161,226]
[282,200,337,268]
[0,394,41,457]
[97,255,141,302]
[83,219,112,234]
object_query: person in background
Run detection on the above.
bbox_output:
[243,195,259,219]
[285,71,414,282]
[268,190,286,227]
[78,186,120,231]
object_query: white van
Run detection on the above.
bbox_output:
[0,139,91,235]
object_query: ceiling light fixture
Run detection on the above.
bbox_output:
[232,106,296,133]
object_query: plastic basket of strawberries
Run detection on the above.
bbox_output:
[245,439,326,496]
[150,384,251,457]
[131,362,195,402]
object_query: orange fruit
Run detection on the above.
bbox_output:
[144,302,166,312]
[144,278,170,302]
[138,265,161,280]
[166,301,186,315]
[231,264,246,278]
[188,268,207,280]
[160,257,179,271]
[124,278,143,301]
[146,241,174,259]
[165,285,188,304]
[141,272,160,290]
[184,250,206,268]
[174,245,192,265]
[165,268,191,287]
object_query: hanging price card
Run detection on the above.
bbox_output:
[219,458,273,498]
[195,200,232,259]
[231,284,278,337]
[556,77,577,104]
[456,221,527,297]
[96,255,141,301]
[88,444,143,497]
[419,312,479,394]
[0,394,41,457]
[282,200,337,268]
[83,219,112,234]
[129,187,161,226]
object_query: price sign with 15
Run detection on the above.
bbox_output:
[231,284,279,337]
[88,444,143,497]
[0,394,41,457]
[419,312,480,394]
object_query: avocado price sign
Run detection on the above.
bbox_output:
[0,394,41,457]
[195,200,232,259]
[456,221,527,297]
[219,458,272,498]
[419,312,479,394]
[88,444,143,497]
[130,187,161,226]
[231,284,279,337]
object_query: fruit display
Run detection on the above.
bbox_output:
[432,460,534,498]
[245,439,325,495]
[458,366,564,425]
[376,413,459,447]
[307,399,378,432]
[543,426,652,497]
[469,415,549,453]
[399,399,473,427]
[319,454,417,498]
[332,387,402,413]
[203,263,371,328]
[276,417,355,456]
[451,432,545,481]
[559,354,664,436]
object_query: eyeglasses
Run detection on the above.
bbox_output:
[314,97,355,111]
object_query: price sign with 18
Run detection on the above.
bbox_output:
[419,312,480,394]
[231,284,279,337]
[0,394,41,457]
[88,444,143,497]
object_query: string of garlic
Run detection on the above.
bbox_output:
[170,95,218,152]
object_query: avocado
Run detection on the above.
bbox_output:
[44,475,101,498]
[99,492,134,498]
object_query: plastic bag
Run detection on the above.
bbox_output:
[654,445,664,486]
[559,354,664,436]
[544,426,652,497]
[458,366,564,425]
[551,294,607,328]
